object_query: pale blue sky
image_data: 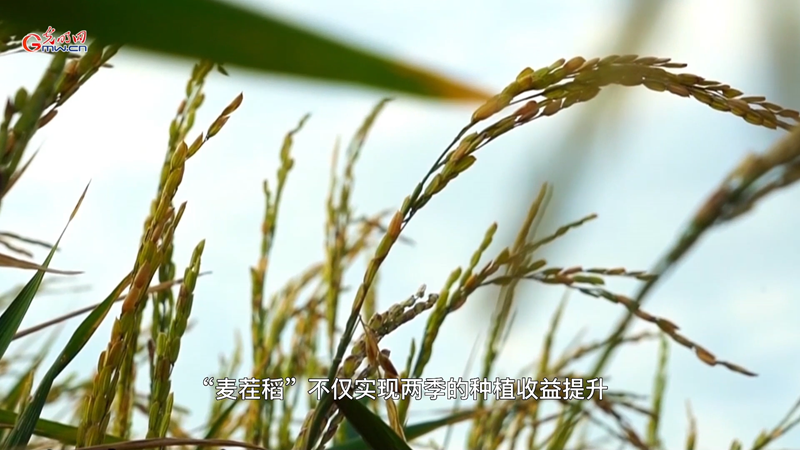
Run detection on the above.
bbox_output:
[1,1,799,449]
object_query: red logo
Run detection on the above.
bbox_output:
[22,27,88,53]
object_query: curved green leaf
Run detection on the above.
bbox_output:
[337,397,372,444]
[0,0,490,102]
[0,183,136,450]
[330,408,478,450]
[1,272,132,450]
[0,408,123,446]
[333,396,411,450]
[0,183,90,363]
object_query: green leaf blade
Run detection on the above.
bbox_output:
[0,183,90,363]
[330,409,478,450]
[0,0,491,102]
[1,274,132,450]
[0,408,123,446]
[333,396,412,450]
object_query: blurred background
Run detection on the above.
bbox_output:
[1,0,799,448]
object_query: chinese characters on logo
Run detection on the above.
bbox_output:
[22,26,88,53]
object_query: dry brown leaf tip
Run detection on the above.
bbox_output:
[0,252,81,275]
